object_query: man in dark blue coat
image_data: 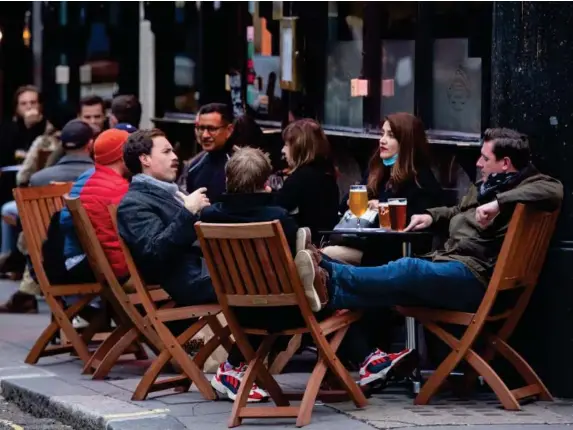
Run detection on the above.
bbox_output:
[185,103,236,202]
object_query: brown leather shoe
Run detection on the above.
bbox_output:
[0,291,38,314]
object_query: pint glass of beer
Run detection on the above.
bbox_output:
[349,185,368,229]
[388,198,408,231]
[378,203,391,229]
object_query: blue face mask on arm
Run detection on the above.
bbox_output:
[382,153,398,167]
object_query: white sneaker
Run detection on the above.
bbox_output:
[210,362,269,402]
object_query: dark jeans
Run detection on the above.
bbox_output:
[320,256,485,312]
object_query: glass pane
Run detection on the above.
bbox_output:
[323,1,364,128]
[79,4,120,105]
[172,2,201,114]
[246,1,283,122]
[381,40,415,117]
[432,38,481,133]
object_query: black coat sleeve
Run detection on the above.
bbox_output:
[117,196,199,268]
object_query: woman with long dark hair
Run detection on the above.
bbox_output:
[324,112,442,265]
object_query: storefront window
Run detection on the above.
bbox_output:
[172,2,201,114]
[323,1,364,129]
[429,2,490,134]
[380,40,415,117]
[247,1,282,122]
[78,3,121,105]
[432,38,482,133]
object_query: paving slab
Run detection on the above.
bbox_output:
[2,280,573,429]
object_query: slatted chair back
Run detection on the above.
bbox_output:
[397,203,561,411]
[14,183,103,365]
[108,205,233,401]
[195,221,310,312]
[64,195,166,378]
[195,220,368,427]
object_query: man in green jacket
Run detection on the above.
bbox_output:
[295,127,563,387]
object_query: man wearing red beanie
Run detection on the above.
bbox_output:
[59,128,132,286]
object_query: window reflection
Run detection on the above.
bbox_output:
[432,38,482,133]
[247,1,282,122]
[173,2,200,114]
[381,40,415,117]
[79,4,120,104]
[324,1,364,128]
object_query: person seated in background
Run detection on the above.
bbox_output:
[0,120,95,314]
[322,112,442,266]
[277,119,340,245]
[295,129,563,375]
[202,146,413,398]
[109,94,142,131]
[58,129,131,285]
[185,103,236,202]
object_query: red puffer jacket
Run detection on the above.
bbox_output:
[61,164,129,278]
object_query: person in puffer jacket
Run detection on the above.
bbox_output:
[59,128,131,285]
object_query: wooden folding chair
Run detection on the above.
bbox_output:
[397,203,560,410]
[63,195,161,379]
[14,184,105,365]
[195,220,368,428]
[108,205,234,401]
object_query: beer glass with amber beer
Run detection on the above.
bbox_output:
[388,198,408,231]
[349,185,368,229]
[378,203,391,229]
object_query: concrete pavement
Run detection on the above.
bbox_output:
[1,280,573,430]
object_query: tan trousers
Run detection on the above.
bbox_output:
[321,245,363,266]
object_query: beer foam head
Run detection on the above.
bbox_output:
[388,199,407,205]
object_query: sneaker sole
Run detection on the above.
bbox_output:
[211,377,268,403]
[295,251,321,312]
[296,228,309,254]
[359,349,416,387]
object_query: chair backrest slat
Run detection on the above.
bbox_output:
[253,238,280,294]
[219,239,245,295]
[196,221,309,311]
[489,204,559,294]
[14,183,73,290]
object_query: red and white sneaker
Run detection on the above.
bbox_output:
[211,362,269,402]
[359,348,415,387]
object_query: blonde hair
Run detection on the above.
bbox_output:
[282,119,332,170]
[225,147,272,193]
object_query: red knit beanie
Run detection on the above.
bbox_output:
[94,129,129,165]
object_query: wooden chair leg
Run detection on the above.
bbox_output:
[25,296,93,364]
[486,334,553,401]
[269,334,303,375]
[92,327,141,379]
[83,323,131,374]
[133,318,216,401]
[420,323,521,411]
[229,335,288,428]
[307,321,368,411]
[194,325,233,369]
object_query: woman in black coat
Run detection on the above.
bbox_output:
[276,119,340,245]
[324,112,443,265]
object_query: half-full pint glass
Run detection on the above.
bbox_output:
[388,198,407,231]
[378,203,391,229]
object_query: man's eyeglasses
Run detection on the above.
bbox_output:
[195,125,227,135]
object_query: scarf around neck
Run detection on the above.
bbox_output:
[477,171,520,204]
[132,173,185,205]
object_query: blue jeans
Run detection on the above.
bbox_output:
[1,200,19,254]
[321,257,485,312]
